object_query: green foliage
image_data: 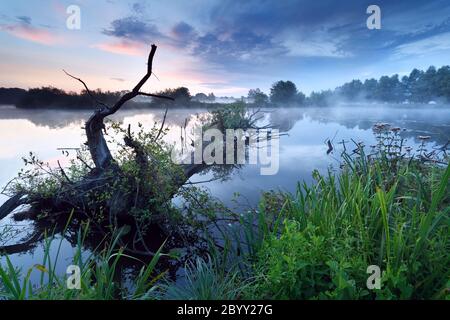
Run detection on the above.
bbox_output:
[108,120,185,221]
[208,102,257,129]
[6,118,186,225]
[151,256,245,300]
[270,80,305,105]
[247,88,269,106]
[337,65,450,103]
[245,156,449,299]
[0,222,165,300]
[156,87,191,104]
[306,65,450,105]
[13,86,122,109]
[246,220,369,299]
[3,106,449,300]
[308,90,333,107]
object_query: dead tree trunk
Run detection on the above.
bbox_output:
[66,44,173,171]
[0,45,174,222]
[0,44,272,255]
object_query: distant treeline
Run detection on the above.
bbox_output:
[248,65,450,107]
[1,65,449,109]
[313,65,450,105]
[0,87,126,109]
[0,85,224,109]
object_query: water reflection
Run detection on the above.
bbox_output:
[1,104,449,205]
[0,104,449,285]
[1,104,449,203]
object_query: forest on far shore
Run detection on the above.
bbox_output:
[1,65,450,109]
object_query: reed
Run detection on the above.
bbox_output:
[0,219,165,300]
[244,154,449,299]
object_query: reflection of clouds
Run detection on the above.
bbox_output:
[1,105,449,209]
[0,107,89,128]
[298,105,450,146]
[119,109,210,151]
[120,108,207,128]
[280,144,327,160]
[0,119,83,159]
[0,106,208,129]
[199,150,331,208]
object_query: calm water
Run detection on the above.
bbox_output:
[1,104,449,284]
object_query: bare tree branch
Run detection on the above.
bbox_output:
[64,43,174,170]
[62,70,110,109]
[137,92,174,100]
[155,107,169,141]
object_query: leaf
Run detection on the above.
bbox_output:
[34,264,49,273]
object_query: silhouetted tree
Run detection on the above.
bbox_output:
[158,87,191,104]
[0,88,26,105]
[193,92,208,102]
[363,78,378,100]
[296,91,306,105]
[270,80,298,104]
[308,90,333,106]
[338,79,363,100]
[436,66,450,100]
[248,88,269,105]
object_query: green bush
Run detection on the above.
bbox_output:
[246,159,450,299]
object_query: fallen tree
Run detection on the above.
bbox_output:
[0,44,271,255]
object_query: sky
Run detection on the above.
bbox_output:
[1,0,450,97]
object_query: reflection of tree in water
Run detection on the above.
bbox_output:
[0,102,277,275]
[266,107,305,132]
[1,103,448,284]
[0,211,182,281]
[0,107,92,128]
[2,104,448,145]
[270,105,450,146]
[150,108,207,127]
[0,106,208,129]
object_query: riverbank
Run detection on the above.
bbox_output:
[1,141,448,299]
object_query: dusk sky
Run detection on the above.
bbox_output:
[1,0,450,96]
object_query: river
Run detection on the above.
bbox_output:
[1,103,449,285]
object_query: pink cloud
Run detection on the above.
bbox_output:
[93,40,146,56]
[2,24,57,45]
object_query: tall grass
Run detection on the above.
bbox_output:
[0,219,165,300]
[244,154,449,299]
[150,256,247,300]
[1,126,449,300]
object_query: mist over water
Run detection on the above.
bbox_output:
[1,103,449,205]
[1,103,449,284]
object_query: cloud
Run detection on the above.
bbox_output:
[280,29,353,58]
[102,16,163,43]
[93,39,145,56]
[1,16,57,45]
[163,1,360,63]
[194,80,248,95]
[393,32,450,58]
[16,16,31,25]
[98,14,170,56]
[171,21,197,47]
[131,2,146,14]
[96,0,450,94]
[190,29,287,64]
